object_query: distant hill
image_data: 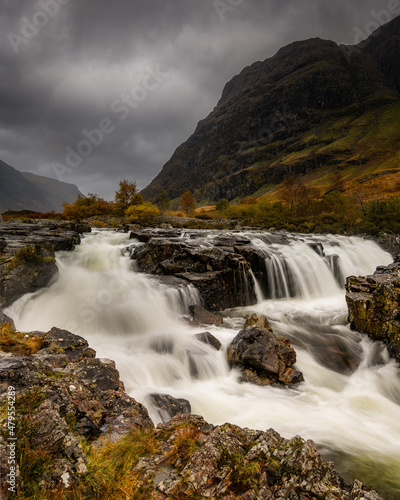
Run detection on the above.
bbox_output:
[142,15,400,203]
[0,160,83,213]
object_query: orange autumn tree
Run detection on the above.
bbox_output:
[180,190,196,217]
[114,180,143,215]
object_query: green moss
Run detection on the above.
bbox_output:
[7,245,54,271]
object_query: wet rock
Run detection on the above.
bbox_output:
[227,325,304,386]
[0,257,58,307]
[310,334,362,374]
[189,304,224,326]
[0,308,15,329]
[147,393,191,422]
[0,221,86,307]
[132,413,384,500]
[41,327,96,364]
[195,331,222,351]
[244,312,270,329]
[346,262,400,363]
[131,232,257,310]
[178,270,256,311]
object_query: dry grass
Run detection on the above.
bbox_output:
[0,324,44,355]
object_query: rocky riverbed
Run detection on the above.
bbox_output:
[0,316,384,499]
[1,222,398,498]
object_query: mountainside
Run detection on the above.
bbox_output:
[0,160,83,213]
[142,16,400,203]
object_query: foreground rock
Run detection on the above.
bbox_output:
[346,262,400,363]
[0,327,152,492]
[0,220,90,307]
[227,315,304,386]
[134,413,384,499]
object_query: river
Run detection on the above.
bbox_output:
[5,229,400,499]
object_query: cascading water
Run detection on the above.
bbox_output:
[5,229,400,499]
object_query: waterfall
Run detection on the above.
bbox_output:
[249,233,391,299]
[5,229,400,499]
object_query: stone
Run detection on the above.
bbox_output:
[227,325,304,386]
[147,394,191,423]
[244,313,270,330]
[195,331,222,350]
[189,305,224,326]
[345,263,400,363]
[0,308,15,329]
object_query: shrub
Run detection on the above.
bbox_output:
[125,202,159,226]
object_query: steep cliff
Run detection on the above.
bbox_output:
[142,16,400,203]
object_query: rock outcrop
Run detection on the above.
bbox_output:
[0,221,90,307]
[133,413,384,499]
[346,261,400,363]
[227,315,304,386]
[0,327,152,492]
[130,229,257,310]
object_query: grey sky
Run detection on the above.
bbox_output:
[0,0,394,199]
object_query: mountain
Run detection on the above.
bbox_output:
[0,160,83,213]
[142,15,400,203]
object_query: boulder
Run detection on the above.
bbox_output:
[189,305,223,326]
[227,325,304,386]
[194,331,222,351]
[146,394,191,423]
[244,312,270,329]
[345,263,400,363]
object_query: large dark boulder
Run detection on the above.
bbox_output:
[346,262,400,363]
[227,321,303,386]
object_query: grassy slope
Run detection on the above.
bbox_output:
[256,102,400,201]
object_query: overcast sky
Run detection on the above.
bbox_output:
[0,0,394,199]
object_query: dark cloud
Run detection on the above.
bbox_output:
[0,0,393,199]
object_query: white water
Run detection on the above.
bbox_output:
[5,229,400,498]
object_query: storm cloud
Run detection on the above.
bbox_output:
[0,0,393,198]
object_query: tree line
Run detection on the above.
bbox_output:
[62,181,197,224]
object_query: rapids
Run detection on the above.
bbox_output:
[5,229,400,498]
